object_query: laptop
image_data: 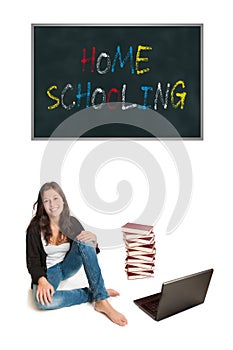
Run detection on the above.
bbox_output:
[134,268,213,321]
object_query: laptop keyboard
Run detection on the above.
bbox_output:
[144,299,160,313]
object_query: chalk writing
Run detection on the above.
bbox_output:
[46,44,187,111]
[47,81,187,111]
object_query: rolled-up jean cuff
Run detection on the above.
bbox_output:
[93,292,110,302]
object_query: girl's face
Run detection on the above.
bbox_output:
[42,188,64,220]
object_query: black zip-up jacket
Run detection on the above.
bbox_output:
[26,216,100,287]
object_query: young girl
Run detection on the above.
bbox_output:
[26,181,127,326]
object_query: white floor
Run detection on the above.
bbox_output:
[18,233,230,350]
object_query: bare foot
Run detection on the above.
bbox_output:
[107,288,120,297]
[95,299,128,326]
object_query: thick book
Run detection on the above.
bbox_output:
[122,232,154,240]
[125,253,156,262]
[126,271,154,280]
[125,257,156,265]
[126,247,156,256]
[125,261,155,268]
[123,234,155,245]
[121,222,154,235]
[124,241,155,250]
[126,268,155,274]
[125,264,155,272]
[127,273,148,280]
[125,243,155,253]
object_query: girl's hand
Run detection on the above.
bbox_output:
[77,230,97,248]
[37,277,54,306]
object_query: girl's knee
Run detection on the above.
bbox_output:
[32,293,52,310]
[33,296,59,310]
[32,286,57,310]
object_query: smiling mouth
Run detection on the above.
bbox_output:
[50,207,59,212]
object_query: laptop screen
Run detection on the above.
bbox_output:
[156,269,213,320]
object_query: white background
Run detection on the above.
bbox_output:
[1,1,232,349]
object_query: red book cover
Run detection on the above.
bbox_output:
[126,252,156,261]
[121,222,154,234]
[126,248,156,255]
[125,243,155,252]
[125,256,156,264]
[126,271,154,279]
[125,264,155,272]
[123,235,155,246]
[125,262,155,269]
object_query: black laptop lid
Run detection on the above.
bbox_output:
[156,269,213,321]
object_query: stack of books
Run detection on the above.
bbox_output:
[121,222,156,280]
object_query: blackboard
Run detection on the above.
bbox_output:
[32,24,203,139]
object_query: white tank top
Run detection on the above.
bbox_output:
[41,235,70,269]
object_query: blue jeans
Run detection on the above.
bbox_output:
[32,240,110,310]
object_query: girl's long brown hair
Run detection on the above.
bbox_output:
[28,182,72,244]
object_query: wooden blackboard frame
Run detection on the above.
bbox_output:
[31,23,203,140]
